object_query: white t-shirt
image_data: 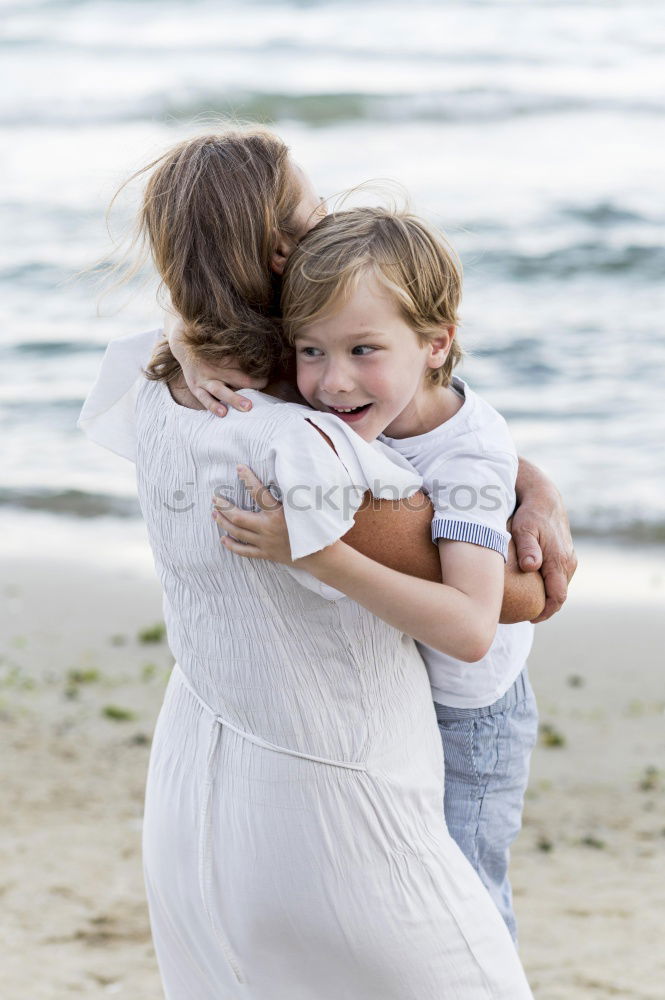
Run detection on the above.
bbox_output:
[381,376,534,709]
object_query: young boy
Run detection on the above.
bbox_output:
[214,207,543,941]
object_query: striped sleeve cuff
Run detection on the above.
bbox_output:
[431,518,509,560]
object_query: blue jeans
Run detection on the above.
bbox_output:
[434,667,538,942]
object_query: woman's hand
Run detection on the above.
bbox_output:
[165,312,268,417]
[499,535,546,624]
[212,467,293,564]
[512,457,578,623]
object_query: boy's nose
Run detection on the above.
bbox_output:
[319,362,354,395]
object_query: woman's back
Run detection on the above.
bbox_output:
[81,330,533,998]
[135,375,427,764]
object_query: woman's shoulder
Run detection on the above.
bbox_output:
[79,328,163,461]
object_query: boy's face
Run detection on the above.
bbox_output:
[294,273,450,442]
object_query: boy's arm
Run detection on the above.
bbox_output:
[164,311,268,416]
[214,481,544,624]
[215,474,502,662]
[298,538,504,663]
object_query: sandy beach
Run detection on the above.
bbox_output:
[1,539,663,1000]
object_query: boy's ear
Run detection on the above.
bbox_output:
[426,325,456,370]
[270,232,294,276]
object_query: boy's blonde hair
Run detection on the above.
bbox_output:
[282,207,463,387]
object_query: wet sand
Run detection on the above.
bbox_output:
[1,544,663,999]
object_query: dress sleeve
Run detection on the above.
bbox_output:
[270,413,422,561]
[77,328,163,462]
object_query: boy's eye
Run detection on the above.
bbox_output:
[299,346,322,358]
[351,345,376,356]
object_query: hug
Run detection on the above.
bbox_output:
[80,125,576,998]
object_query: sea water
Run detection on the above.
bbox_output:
[1,0,664,549]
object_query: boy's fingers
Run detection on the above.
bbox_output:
[220,535,264,559]
[213,512,259,545]
[205,382,253,412]
[212,493,235,512]
[212,503,262,532]
[197,379,252,416]
[237,466,282,512]
[192,386,228,417]
[236,465,265,495]
[191,381,251,417]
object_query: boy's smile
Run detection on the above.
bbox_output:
[294,273,455,441]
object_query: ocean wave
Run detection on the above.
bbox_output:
[3,486,665,544]
[570,518,665,545]
[4,238,660,301]
[13,340,103,356]
[2,87,664,129]
[0,398,85,416]
[0,487,140,519]
[0,261,71,290]
[466,242,665,281]
[0,33,542,69]
[557,201,651,228]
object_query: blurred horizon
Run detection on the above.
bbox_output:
[2,0,664,553]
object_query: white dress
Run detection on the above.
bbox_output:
[79,330,533,1000]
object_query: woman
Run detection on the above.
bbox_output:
[80,126,570,998]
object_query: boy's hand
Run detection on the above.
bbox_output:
[212,467,293,564]
[512,458,577,623]
[165,312,268,417]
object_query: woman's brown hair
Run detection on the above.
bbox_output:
[282,207,463,387]
[114,127,302,383]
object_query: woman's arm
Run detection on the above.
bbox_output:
[216,481,502,662]
[343,493,545,623]
[513,456,577,622]
[340,491,442,580]
[500,536,546,624]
